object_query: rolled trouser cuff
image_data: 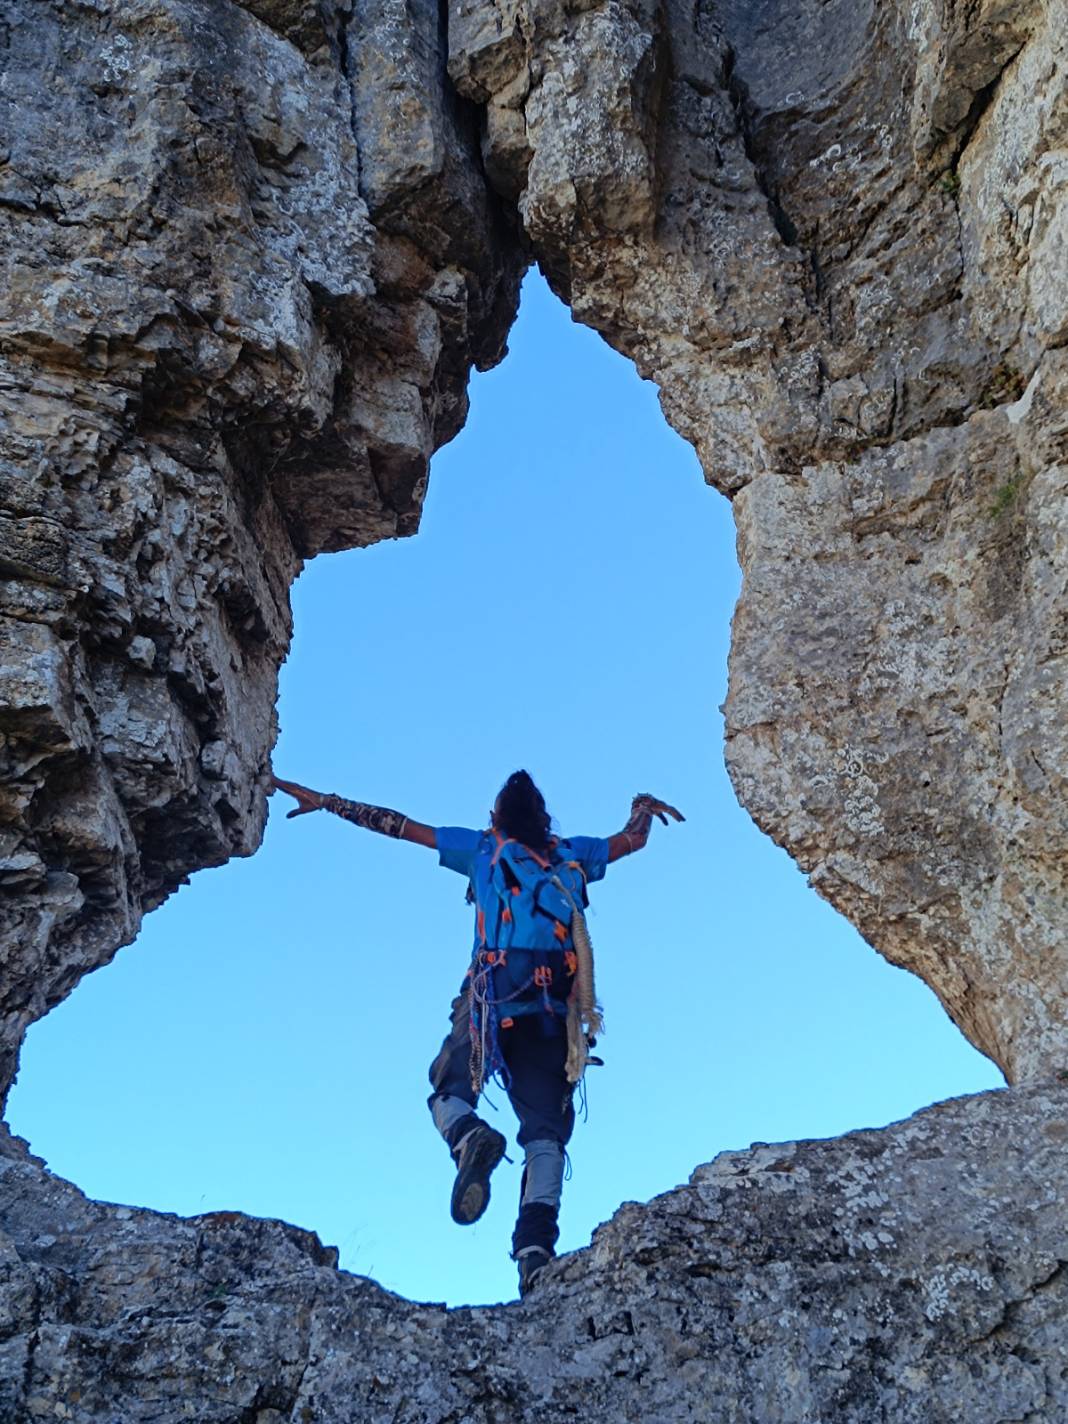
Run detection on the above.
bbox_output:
[431,1092,477,1144]
[521,1138,565,1209]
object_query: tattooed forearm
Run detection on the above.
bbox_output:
[614,792,685,856]
[321,794,409,839]
[619,794,655,854]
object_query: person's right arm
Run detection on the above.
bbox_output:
[270,776,436,848]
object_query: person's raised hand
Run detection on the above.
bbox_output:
[271,776,325,818]
[634,793,686,825]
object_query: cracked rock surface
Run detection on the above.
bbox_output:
[446,0,1068,1084]
[0,0,521,1103]
[3,1087,1068,1421]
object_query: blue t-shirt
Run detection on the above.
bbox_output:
[436,827,609,883]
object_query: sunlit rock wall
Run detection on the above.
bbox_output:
[447,0,1068,1084]
[0,0,522,1103]
[4,1086,1068,1421]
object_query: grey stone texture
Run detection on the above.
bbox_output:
[0,0,521,1102]
[4,1087,1068,1421]
[2,0,1067,1416]
[445,0,1068,1086]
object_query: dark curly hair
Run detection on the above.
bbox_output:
[493,770,553,851]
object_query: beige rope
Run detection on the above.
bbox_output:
[468,974,491,1096]
[553,877,604,1085]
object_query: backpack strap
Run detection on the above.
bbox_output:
[492,840,576,928]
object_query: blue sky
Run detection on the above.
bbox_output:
[8,272,1002,1307]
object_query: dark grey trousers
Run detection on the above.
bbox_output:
[427,988,576,1148]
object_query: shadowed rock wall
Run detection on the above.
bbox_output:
[0,0,522,1103]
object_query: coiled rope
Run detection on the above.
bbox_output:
[551,873,604,1085]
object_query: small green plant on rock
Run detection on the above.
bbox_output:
[980,361,1027,409]
[988,477,1022,518]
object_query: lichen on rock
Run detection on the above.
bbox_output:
[4,1088,1068,1420]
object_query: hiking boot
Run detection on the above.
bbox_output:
[516,1245,553,1297]
[511,1200,559,1256]
[511,1199,559,1296]
[450,1121,507,1225]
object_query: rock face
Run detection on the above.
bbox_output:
[1,0,1067,1416]
[0,0,521,1101]
[3,0,1065,1108]
[444,0,1068,1085]
[4,1086,1068,1421]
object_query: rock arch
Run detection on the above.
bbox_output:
[2,0,1067,1414]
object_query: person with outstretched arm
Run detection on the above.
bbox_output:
[272,769,684,1295]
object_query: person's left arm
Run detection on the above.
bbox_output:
[606,793,685,863]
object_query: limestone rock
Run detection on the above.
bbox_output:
[5,0,1061,1106]
[3,1088,1068,1420]
[0,0,521,1102]
[2,0,1068,1416]
[448,0,1068,1083]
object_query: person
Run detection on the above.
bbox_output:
[271,769,684,1295]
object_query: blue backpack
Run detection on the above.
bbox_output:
[471,830,588,949]
[466,830,589,1025]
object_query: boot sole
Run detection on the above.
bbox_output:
[451,1129,507,1225]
